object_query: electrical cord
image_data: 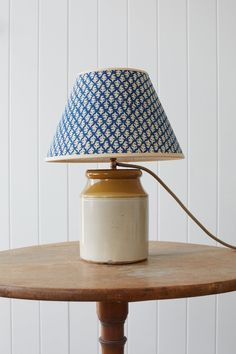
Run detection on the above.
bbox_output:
[114,160,236,250]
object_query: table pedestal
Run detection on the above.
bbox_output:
[97,302,128,354]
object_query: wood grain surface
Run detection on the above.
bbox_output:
[0,241,235,302]
[97,302,128,354]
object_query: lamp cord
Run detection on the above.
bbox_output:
[115,161,236,250]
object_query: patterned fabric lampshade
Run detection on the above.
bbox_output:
[46,68,184,163]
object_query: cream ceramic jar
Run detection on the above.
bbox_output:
[80,169,148,264]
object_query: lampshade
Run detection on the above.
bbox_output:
[46,68,184,163]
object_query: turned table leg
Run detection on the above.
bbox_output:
[96,302,128,354]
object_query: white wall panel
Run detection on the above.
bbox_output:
[217,292,236,354]
[39,0,68,245]
[158,0,187,242]
[39,0,69,353]
[0,298,11,354]
[0,1,11,353]
[188,296,216,354]
[10,0,38,248]
[0,0,10,252]
[217,1,236,353]
[69,301,97,354]
[99,0,127,68]
[157,0,188,352]
[158,299,186,354]
[0,0,236,354]
[188,1,217,246]
[128,2,158,354]
[217,1,236,253]
[10,0,40,353]
[187,1,217,353]
[68,1,98,353]
[40,301,69,354]
[129,301,157,354]
[12,299,40,354]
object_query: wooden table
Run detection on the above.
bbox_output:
[0,241,236,354]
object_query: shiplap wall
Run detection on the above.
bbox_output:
[0,0,236,353]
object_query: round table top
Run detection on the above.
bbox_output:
[0,241,236,302]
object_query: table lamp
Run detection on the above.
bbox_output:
[46,68,235,264]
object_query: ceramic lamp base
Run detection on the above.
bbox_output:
[80,169,148,264]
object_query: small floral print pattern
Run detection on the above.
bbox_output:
[48,69,182,157]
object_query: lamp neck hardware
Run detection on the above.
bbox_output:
[110,158,117,169]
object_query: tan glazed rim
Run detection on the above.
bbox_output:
[82,169,147,198]
[86,169,142,180]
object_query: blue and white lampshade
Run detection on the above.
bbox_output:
[46,68,184,163]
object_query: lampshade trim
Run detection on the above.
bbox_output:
[76,67,148,77]
[45,152,184,163]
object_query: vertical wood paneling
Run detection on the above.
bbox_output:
[1,1,236,354]
[217,292,236,354]
[40,302,68,354]
[0,1,11,353]
[157,0,188,353]
[218,0,236,250]
[158,1,188,242]
[158,299,186,354]
[188,1,217,246]
[187,1,217,353]
[39,1,67,245]
[99,0,127,67]
[128,1,157,354]
[68,1,98,353]
[10,0,38,248]
[0,0,10,251]
[217,1,236,353]
[69,301,97,354]
[39,0,68,353]
[0,298,11,354]
[129,300,157,354]
[12,299,39,354]
[10,0,40,353]
[188,297,216,354]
